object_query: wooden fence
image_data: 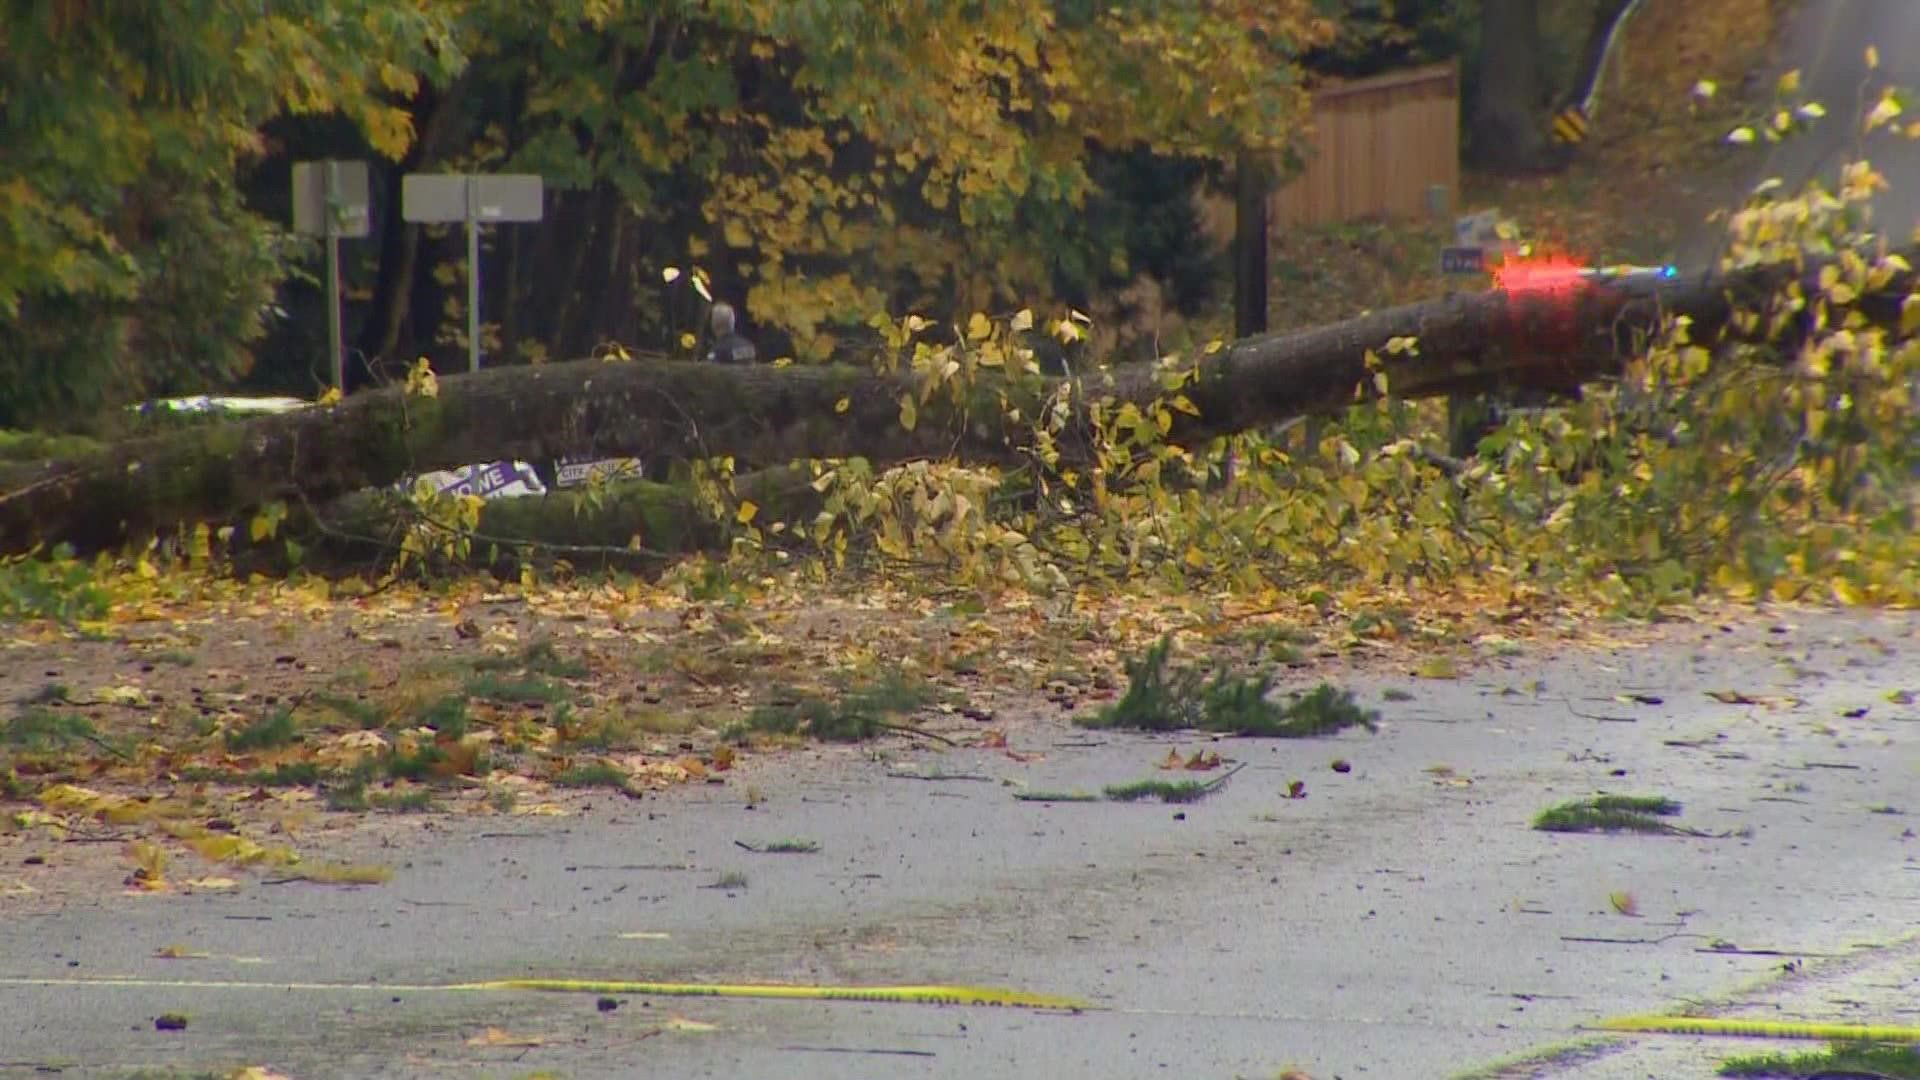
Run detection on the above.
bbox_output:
[1199,61,1460,237]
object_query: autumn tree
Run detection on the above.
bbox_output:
[0,0,463,427]
[264,1,1337,388]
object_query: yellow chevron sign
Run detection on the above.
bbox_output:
[1551,105,1589,145]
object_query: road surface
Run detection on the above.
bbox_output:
[1689,0,1920,268]
[4,611,1919,1078]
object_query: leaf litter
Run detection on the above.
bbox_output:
[0,561,1740,901]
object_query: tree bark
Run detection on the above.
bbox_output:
[3,247,1914,557]
[244,464,820,577]
[1471,0,1554,173]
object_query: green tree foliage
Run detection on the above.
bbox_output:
[0,0,461,426]
[5,0,1339,423]
[421,0,1333,366]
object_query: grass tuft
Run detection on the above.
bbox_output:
[471,639,589,679]
[1534,794,1688,834]
[179,762,325,788]
[3,706,128,758]
[1718,1040,1920,1078]
[414,694,469,739]
[311,693,386,729]
[224,706,299,751]
[368,787,438,813]
[1102,778,1214,804]
[1077,636,1379,737]
[465,672,567,706]
[552,762,632,790]
[744,674,935,742]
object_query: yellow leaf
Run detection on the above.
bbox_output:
[182,876,238,890]
[834,397,850,414]
[662,266,681,283]
[404,358,438,398]
[967,312,992,341]
[679,332,696,350]
[898,394,918,432]
[1866,91,1902,132]
[466,1027,545,1048]
[1866,45,1880,70]
[317,387,342,406]
[1777,69,1801,95]
[1609,890,1638,916]
[1831,576,1863,606]
[735,500,759,525]
[1726,126,1757,145]
[1414,657,1458,680]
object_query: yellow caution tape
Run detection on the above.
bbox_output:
[453,978,1090,1010]
[0,975,1089,1011]
[1593,1014,1920,1041]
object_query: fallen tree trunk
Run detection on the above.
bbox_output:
[256,465,821,577]
[4,246,1914,557]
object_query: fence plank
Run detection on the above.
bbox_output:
[1200,61,1460,238]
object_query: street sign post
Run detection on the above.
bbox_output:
[1441,210,1515,276]
[401,174,545,373]
[291,160,371,393]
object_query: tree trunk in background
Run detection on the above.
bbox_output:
[4,247,1916,557]
[1471,0,1552,173]
[1227,149,1272,489]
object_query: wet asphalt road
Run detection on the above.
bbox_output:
[4,610,1918,1079]
[1688,0,1920,268]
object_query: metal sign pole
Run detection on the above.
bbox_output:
[401,172,541,376]
[325,161,346,392]
[292,159,368,395]
[466,177,482,373]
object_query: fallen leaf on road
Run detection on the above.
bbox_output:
[1414,657,1458,680]
[1609,891,1639,916]
[665,1016,718,1032]
[1707,690,1801,708]
[155,943,210,959]
[467,1026,546,1047]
